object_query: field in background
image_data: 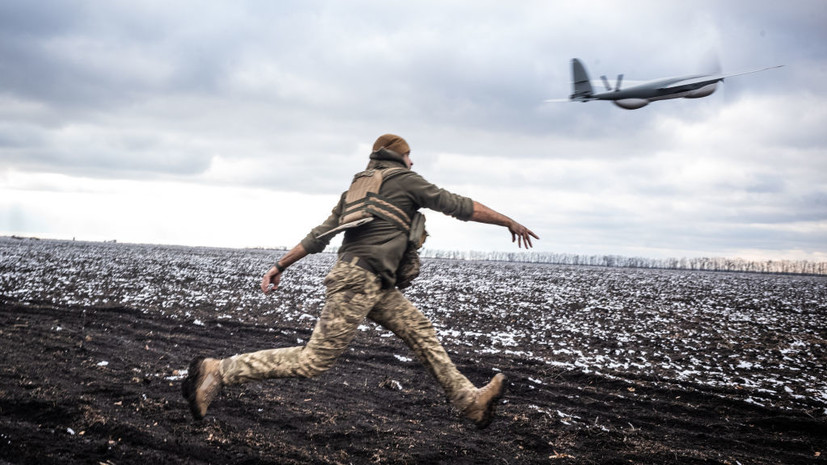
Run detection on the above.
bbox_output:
[2,237,825,464]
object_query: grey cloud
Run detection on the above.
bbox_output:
[1,1,825,259]
[0,1,78,36]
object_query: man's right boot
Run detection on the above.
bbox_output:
[181,357,223,420]
[462,373,507,429]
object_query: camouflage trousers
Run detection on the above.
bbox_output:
[219,258,477,410]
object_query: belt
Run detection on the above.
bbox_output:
[340,252,377,275]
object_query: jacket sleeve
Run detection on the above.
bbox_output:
[300,194,345,254]
[405,172,474,221]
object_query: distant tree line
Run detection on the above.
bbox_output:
[418,249,827,276]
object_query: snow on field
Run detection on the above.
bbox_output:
[2,237,826,413]
[409,259,827,413]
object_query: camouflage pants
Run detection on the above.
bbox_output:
[219,258,477,410]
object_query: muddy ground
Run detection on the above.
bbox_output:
[0,302,823,465]
[1,239,825,464]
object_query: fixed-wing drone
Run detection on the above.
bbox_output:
[563,58,782,109]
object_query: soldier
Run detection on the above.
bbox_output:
[183,134,538,429]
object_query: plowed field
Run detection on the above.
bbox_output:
[1,238,825,464]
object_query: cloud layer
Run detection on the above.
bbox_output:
[2,0,825,260]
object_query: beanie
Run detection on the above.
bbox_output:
[371,134,410,157]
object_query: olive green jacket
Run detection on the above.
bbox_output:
[300,159,474,287]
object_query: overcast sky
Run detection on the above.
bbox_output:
[2,0,825,261]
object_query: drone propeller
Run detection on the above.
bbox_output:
[600,74,624,92]
[600,75,612,91]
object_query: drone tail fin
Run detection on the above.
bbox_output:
[571,58,593,101]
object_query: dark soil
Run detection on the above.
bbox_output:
[1,300,825,464]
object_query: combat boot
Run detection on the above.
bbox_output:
[462,373,507,429]
[181,357,223,420]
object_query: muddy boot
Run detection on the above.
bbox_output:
[181,357,223,420]
[462,373,507,429]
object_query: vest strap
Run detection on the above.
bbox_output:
[317,167,411,239]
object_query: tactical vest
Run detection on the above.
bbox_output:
[317,165,428,288]
[316,167,410,239]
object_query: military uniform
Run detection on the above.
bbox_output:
[219,141,480,411]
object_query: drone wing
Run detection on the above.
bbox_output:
[659,65,783,91]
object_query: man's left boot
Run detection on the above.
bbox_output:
[181,357,223,420]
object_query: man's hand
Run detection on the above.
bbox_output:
[508,221,539,249]
[260,244,308,294]
[261,267,282,294]
[470,201,540,249]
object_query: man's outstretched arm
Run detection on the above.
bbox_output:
[261,243,309,294]
[470,201,539,249]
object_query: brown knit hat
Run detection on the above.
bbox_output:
[372,134,410,156]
